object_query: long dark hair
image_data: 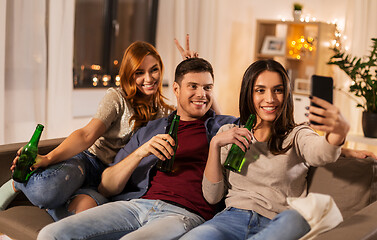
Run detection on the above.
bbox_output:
[239,59,296,154]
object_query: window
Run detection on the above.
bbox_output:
[73,0,158,88]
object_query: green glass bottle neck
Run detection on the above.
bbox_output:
[244,114,255,131]
[168,115,180,136]
[29,124,44,146]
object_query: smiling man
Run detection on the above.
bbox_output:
[38,58,237,240]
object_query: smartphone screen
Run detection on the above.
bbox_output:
[310,75,333,125]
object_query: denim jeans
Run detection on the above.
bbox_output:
[180,207,311,240]
[37,199,205,240]
[14,151,108,221]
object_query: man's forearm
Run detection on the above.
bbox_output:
[98,150,144,197]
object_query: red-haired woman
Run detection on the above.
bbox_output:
[2,40,193,221]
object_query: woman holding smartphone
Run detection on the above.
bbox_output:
[181,59,350,240]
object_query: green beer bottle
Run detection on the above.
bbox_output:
[156,114,180,173]
[12,124,44,183]
[224,114,255,172]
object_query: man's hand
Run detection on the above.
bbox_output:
[99,133,176,197]
[341,147,377,160]
[136,134,176,161]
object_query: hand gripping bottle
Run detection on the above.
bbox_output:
[12,124,44,183]
[156,114,180,172]
[224,114,255,172]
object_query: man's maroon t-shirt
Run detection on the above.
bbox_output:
[142,118,216,220]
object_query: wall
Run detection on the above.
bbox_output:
[0,0,6,144]
[1,0,369,144]
[156,0,370,137]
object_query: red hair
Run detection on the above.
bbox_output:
[119,41,173,130]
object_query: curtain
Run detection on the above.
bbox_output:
[156,0,254,117]
[46,1,75,139]
[1,0,375,144]
[157,0,377,134]
[333,0,377,136]
[1,0,75,144]
[4,0,47,144]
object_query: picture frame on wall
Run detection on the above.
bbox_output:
[261,36,286,56]
[294,78,310,94]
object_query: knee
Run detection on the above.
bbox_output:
[26,186,67,209]
[278,210,310,231]
[23,167,86,208]
[68,194,98,214]
[280,210,304,222]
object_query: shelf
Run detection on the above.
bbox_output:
[254,19,336,82]
[347,134,377,146]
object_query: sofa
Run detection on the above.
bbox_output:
[1,138,377,240]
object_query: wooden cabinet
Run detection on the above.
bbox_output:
[255,20,336,94]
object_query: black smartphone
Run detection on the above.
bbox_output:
[310,75,333,125]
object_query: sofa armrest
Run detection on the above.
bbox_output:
[308,156,377,219]
[314,200,377,240]
[0,138,65,207]
[0,138,65,186]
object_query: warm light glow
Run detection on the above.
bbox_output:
[92,76,98,87]
[288,35,315,59]
[115,75,121,86]
[114,60,119,65]
[91,65,101,70]
[323,41,331,48]
[102,75,110,86]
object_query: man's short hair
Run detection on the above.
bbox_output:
[174,58,214,84]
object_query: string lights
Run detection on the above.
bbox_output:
[288,35,315,59]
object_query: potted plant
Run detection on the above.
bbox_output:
[293,3,303,21]
[328,38,377,138]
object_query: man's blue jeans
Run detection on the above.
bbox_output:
[180,207,311,240]
[37,199,205,240]
[14,151,108,221]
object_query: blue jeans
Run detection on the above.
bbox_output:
[180,207,311,240]
[37,199,205,240]
[14,151,108,221]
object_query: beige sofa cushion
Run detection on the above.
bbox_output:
[0,206,53,240]
[308,156,377,219]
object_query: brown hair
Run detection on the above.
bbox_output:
[119,41,173,131]
[239,59,296,154]
[174,58,214,84]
